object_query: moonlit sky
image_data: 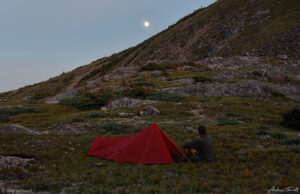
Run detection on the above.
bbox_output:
[0,0,216,92]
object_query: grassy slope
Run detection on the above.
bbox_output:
[221,0,300,56]
[0,0,300,192]
[0,70,299,193]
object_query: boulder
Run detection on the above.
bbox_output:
[117,112,135,117]
[0,155,33,170]
[271,84,300,101]
[104,98,157,109]
[51,122,92,135]
[177,66,200,72]
[139,106,160,117]
[183,126,197,133]
[276,55,288,60]
[0,124,36,135]
[259,135,271,141]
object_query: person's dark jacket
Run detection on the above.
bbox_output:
[183,134,213,162]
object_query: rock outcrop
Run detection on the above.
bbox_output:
[139,106,160,117]
[0,155,33,170]
[51,122,92,135]
[102,98,157,110]
[0,124,37,135]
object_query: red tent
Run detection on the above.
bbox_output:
[87,123,184,164]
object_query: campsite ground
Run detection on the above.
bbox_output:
[0,94,299,193]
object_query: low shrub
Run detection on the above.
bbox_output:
[270,132,287,139]
[59,93,113,110]
[121,87,183,102]
[123,87,155,98]
[226,112,252,122]
[271,90,285,97]
[192,75,212,83]
[256,129,269,135]
[96,122,140,134]
[23,179,64,193]
[86,112,105,118]
[217,118,238,125]
[69,116,85,123]
[281,138,300,145]
[282,106,300,130]
[0,106,39,122]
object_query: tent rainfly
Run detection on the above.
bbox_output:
[87,123,184,164]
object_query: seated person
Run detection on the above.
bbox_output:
[183,125,213,162]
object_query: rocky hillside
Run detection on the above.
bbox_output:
[1,0,300,192]
[1,0,299,102]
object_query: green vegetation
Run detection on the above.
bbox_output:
[96,122,141,134]
[59,93,113,110]
[217,117,238,125]
[0,106,39,122]
[0,95,299,193]
[282,106,300,130]
[131,79,156,87]
[281,138,300,145]
[69,112,106,123]
[193,74,212,83]
[120,87,184,102]
[0,0,300,192]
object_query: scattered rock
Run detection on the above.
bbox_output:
[177,66,200,72]
[0,105,11,108]
[276,54,288,60]
[195,56,258,71]
[0,124,51,135]
[117,112,135,117]
[271,84,300,101]
[104,98,157,110]
[139,106,160,117]
[139,70,162,75]
[162,80,273,98]
[259,135,271,141]
[0,155,33,170]
[198,114,217,124]
[256,145,265,150]
[214,71,247,81]
[183,126,197,133]
[51,122,92,135]
[103,66,139,81]
[0,124,36,135]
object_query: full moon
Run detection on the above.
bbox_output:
[144,21,150,27]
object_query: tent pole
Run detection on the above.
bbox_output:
[182,153,197,170]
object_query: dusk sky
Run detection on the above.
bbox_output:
[0,0,216,92]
